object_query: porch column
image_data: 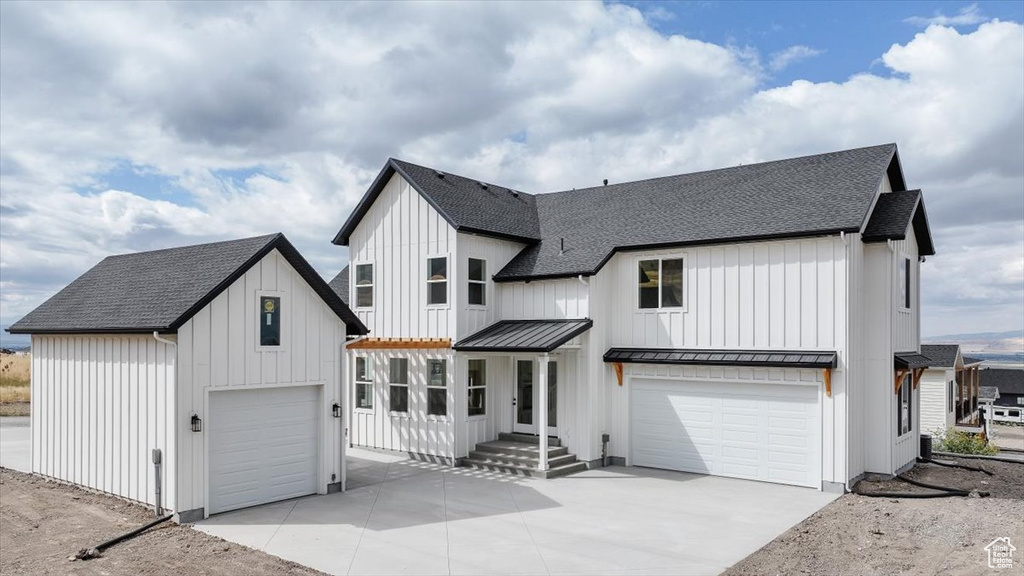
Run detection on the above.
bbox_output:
[538,353,549,471]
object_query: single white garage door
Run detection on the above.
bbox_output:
[208,385,320,514]
[631,379,821,488]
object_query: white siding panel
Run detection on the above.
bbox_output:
[30,334,176,510]
[919,369,955,435]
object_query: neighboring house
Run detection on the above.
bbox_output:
[331,143,936,490]
[918,344,984,434]
[980,368,1024,424]
[8,234,367,522]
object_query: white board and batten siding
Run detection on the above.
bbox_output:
[458,233,525,339]
[599,235,849,486]
[347,172,457,339]
[175,248,348,516]
[30,334,177,510]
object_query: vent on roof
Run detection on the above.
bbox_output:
[603,179,608,186]
[511,190,519,198]
[478,181,488,190]
[434,170,445,178]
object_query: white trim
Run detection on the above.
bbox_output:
[635,253,688,312]
[352,261,375,310]
[466,257,488,309]
[425,254,450,308]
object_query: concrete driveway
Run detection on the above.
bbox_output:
[0,417,31,472]
[196,448,838,576]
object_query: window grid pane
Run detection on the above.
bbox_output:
[390,385,408,413]
[468,258,485,281]
[638,260,659,309]
[389,358,408,384]
[661,258,684,308]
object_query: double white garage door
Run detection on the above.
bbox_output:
[208,386,320,514]
[631,379,821,488]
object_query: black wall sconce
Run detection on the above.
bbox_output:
[332,403,342,418]
[191,414,202,432]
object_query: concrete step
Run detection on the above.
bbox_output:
[475,441,568,459]
[498,432,562,447]
[467,450,578,469]
[461,457,587,479]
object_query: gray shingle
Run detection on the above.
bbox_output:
[894,352,933,369]
[8,234,367,335]
[862,189,935,255]
[981,368,1024,396]
[329,265,349,304]
[921,344,960,368]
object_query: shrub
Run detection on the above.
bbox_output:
[934,428,999,455]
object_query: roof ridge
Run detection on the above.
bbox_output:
[390,157,535,197]
[103,233,281,259]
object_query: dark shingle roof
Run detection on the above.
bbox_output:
[8,234,367,336]
[980,368,1024,395]
[979,386,1000,402]
[495,143,901,280]
[921,344,961,368]
[329,265,349,304]
[963,356,984,365]
[333,159,540,245]
[894,352,933,369]
[862,189,935,256]
[454,319,592,353]
[603,348,838,369]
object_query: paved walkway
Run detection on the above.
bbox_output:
[0,417,30,472]
[196,448,838,575]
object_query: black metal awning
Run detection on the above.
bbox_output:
[454,319,593,353]
[894,353,933,369]
[603,348,838,369]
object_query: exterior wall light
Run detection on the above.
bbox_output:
[191,414,202,433]
[332,403,342,418]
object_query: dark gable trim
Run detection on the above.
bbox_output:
[493,229,854,283]
[857,145,902,238]
[332,160,540,247]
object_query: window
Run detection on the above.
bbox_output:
[1018,397,1024,406]
[468,258,486,306]
[947,380,954,413]
[389,358,409,413]
[896,374,912,436]
[355,263,373,308]
[259,296,281,346]
[900,257,911,309]
[355,356,373,410]
[638,257,684,309]
[547,361,557,427]
[427,257,447,305]
[1009,410,1021,418]
[427,359,447,416]
[467,359,486,417]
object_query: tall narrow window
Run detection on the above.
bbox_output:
[427,359,447,416]
[638,258,684,309]
[547,361,557,427]
[468,258,486,306]
[901,257,911,309]
[355,263,373,308]
[259,296,281,346]
[467,359,486,417]
[389,358,409,413]
[947,380,954,413]
[427,257,447,305]
[896,374,912,436]
[355,356,373,410]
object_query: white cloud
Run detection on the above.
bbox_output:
[905,3,988,28]
[768,45,823,72]
[0,3,1022,336]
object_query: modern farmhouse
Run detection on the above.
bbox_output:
[332,143,936,491]
[8,234,367,522]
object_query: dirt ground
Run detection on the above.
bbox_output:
[0,468,324,576]
[726,458,1024,576]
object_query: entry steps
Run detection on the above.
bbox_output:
[462,433,587,479]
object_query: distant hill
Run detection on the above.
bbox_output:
[0,326,30,351]
[924,329,1024,356]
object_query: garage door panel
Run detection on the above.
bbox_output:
[631,378,820,488]
[208,386,320,514]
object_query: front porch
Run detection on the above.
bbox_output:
[955,363,981,427]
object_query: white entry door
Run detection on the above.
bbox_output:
[208,385,320,514]
[513,359,558,436]
[630,379,821,488]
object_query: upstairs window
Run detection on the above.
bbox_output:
[638,257,684,309]
[355,356,373,410]
[259,295,281,347]
[468,258,487,306]
[900,257,911,309]
[355,263,373,308]
[427,257,448,305]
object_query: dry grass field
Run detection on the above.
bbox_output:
[0,353,30,415]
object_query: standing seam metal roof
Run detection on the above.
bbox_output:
[454,319,593,352]
[603,348,838,369]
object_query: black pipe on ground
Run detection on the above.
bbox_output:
[75,514,173,560]
[917,457,993,476]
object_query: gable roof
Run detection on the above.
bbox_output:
[336,144,933,281]
[329,265,349,304]
[862,189,935,256]
[333,158,540,246]
[8,234,368,336]
[921,344,961,368]
[980,368,1024,395]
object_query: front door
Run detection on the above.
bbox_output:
[513,359,558,436]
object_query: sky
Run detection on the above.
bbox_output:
[1,1,1022,345]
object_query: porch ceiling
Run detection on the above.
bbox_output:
[453,319,592,353]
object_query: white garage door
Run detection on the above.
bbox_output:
[631,379,821,488]
[208,385,320,514]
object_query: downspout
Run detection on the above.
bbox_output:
[152,332,176,517]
